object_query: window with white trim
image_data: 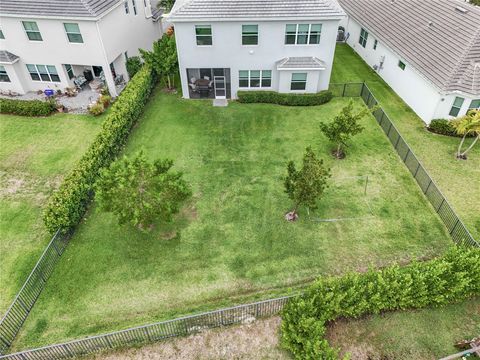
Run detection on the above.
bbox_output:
[242,25,258,45]
[64,23,83,43]
[469,99,480,110]
[0,65,10,82]
[124,0,130,14]
[359,28,368,48]
[65,64,75,80]
[398,60,406,70]
[26,64,60,82]
[195,25,212,45]
[132,0,137,15]
[22,21,42,41]
[291,73,307,90]
[285,24,322,45]
[239,70,271,88]
[449,97,464,117]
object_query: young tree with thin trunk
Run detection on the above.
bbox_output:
[95,150,191,232]
[284,147,331,220]
[451,110,480,160]
[319,100,370,159]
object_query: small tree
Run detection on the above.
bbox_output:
[319,100,370,158]
[95,151,191,231]
[284,147,331,220]
[126,56,142,79]
[140,33,178,89]
[158,0,175,11]
[451,109,480,160]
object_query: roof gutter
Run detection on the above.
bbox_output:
[165,15,346,22]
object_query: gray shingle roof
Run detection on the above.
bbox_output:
[0,50,20,64]
[277,56,326,70]
[0,0,121,18]
[168,0,345,21]
[339,0,480,95]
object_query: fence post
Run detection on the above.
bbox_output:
[414,163,421,177]
[403,149,410,162]
[437,199,445,213]
[386,123,393,137]
[450,219,460,235]
[342,83,346,97]
[424,180,432,194]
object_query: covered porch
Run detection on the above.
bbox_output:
[186,68,231,99]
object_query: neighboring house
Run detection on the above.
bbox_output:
[338,0,480,124]
[0,0,162,97]
[165,0,345,100]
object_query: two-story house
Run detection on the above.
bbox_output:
[338,0,480,124]
[166,0,345,100]
[0,0,162,97]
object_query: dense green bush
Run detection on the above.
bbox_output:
[281,246,480,359]
[88,102,105,116]
[0,98,56,116]
[237,90,333,106]
[43,66,156,233]
[126,56,142,79]
[428,118,474,138]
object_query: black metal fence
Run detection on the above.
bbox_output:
[0,295,293,360]
[0,230,70,354]
[331,82,478,248]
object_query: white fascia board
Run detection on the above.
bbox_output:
[167,15,346,22]
[277,67,326,71]
[0,58,19,65]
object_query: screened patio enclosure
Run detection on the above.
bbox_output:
[186,68,231,99]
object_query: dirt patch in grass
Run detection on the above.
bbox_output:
[89,317,290,360]
[0,170,62,203]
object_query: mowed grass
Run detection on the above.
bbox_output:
[0,113,103,314]
[12,90,451,349]
[331,44,480,239]
[327,296,480,360]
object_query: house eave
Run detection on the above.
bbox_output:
[165,15,346,23]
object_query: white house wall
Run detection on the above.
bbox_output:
[174,20,340,99]
[341,17,444,124]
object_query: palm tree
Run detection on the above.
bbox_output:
[451,110,480,159]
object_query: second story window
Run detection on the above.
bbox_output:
[132,0,137,15]
[242,25,258,45]
[22,21,42,41]
[64,23,83,43]
[285,24,322,45]
[0,66,10,82]
[124,0,130,14]
[359,28,368,48]
[195,25,212,46]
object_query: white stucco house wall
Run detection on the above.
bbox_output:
[338,0,480,124]
[165,0,345,100]
[0,0,162,97]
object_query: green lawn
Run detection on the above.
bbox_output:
[0,113,103,314]
[327,296,480,360]
[331,44,480,239]
[12,90,451,350]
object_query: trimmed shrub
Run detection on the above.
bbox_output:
[237,90,333,106]
[126,56,142,79]
[281,246,480,359]
[43,66,156,233]
[0,98,56,116]
[88,102,105,116]
[428,118,474,138]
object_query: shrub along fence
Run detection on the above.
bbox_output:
[0,230,71,354]
[0,98,56,117]
[331,82,478,248]
[0,296,293,360]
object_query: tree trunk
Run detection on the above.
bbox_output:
[460,135,479,157]
[457,134,467,158]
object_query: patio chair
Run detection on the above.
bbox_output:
[208,80,214,88]
[189,83,198,92]
[204,76,210,81]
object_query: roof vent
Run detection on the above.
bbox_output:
[455,5,469,14]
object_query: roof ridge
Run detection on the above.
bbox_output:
[446,25,480,91]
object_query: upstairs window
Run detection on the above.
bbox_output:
[23,21,42,41]
[398,60,406,70]
[132,0,137,15]
[359,28,368,48]
[26,64,60,82]
[0,65,10,82]
[195,25,212,45]
[291,73,307,90]
[124,0,130,14]
[64,23,83,43]
[373,39,378,50]
[242,25,258,45]
[285,24,322,45]
[468,99,480,110]
[449,97,464,117]
[239,70,271,88]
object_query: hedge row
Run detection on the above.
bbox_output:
[427,118,475,138]
[281,246,480,359]
[237,90,333,106]
[43,66,156,233]
[0,98,56,116]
